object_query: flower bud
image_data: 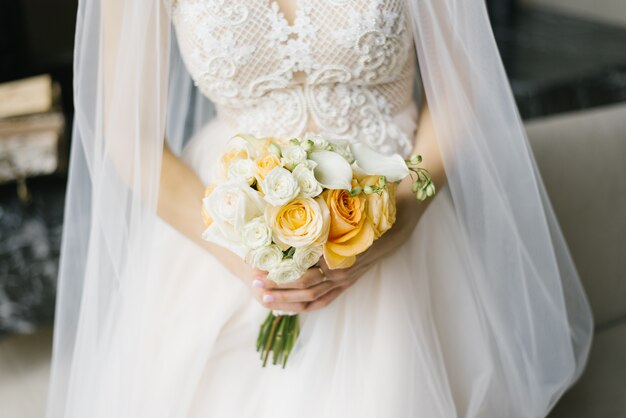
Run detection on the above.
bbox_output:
[349,187,362,196]
[426,183,436,197]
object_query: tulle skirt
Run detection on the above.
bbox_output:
[95,103,549,417]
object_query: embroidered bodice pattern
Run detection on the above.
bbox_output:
[168,0,416,155]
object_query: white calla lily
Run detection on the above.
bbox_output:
[308,151,353,190]
[350,143,410,182]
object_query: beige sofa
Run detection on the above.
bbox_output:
[526,104,626,417]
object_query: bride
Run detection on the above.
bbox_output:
[46,0,593,417]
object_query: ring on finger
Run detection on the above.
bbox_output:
[318,266,327,282]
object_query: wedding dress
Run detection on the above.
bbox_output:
[45,0,593,417]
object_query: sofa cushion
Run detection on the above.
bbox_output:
[526,104,626,326]
[549,321,626,417]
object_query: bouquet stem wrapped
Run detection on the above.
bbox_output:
[256,312,299,367]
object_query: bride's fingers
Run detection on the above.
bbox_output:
[263,281,337,303]
[303,286,345,312]
[252,289,307,313]
[317,258,351,283]
[273,266,326,290]
[250,269,279,290]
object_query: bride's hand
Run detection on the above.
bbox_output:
[249,266,336,314]
[251,177,426,313]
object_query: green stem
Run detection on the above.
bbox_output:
[256,312,274,353]
[282,315,299,368]
[262,315,281,367]
[272,316,288,365]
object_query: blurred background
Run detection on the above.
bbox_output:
[0,0,624,417]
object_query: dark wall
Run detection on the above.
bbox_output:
[0,0,78,116]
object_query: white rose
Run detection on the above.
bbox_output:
[281,144,308,170]
[293,245,323,271]
[246,244,284,272]
[292,164,323,198]
[261,167,300,206]
[268,259,304,285]
[228,158,257,185]
[217,136,256,180]
[202,179,266,257]
[307,134,330,151]
[241,217,272,249]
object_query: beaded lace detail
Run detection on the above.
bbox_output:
[169,0,416,155]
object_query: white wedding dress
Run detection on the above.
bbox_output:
[72,1,582,417]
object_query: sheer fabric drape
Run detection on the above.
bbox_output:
[46,0,592,417]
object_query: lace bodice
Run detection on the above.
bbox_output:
[168,0,417,155]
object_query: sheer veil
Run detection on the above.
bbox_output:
[46,0,592,417]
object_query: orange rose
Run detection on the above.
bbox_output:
[201,184,217,226]
[360,176,397,239]
[323,181,375,269]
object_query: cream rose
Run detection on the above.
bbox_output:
[281,144,308,170]
[268,259,304,284]
[228,158,257,185]
[246,244,284,272]
[265,196,330,250]
[293,245,324,271]
[256,152,281,181]
[218,137,256,180]
[241,217,272,249]
[261,167,300,206]
[201,184,217,227]
[202,179,266,257]
[292,164,323,198]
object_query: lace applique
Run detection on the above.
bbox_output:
[305,84,413,155]
[266,2,319,75]
[200,0,249,26]
[171,0,416,156]
[333,0,408,82]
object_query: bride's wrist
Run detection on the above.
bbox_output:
[395,189,424,229]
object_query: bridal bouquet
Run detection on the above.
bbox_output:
[201,134,434,367]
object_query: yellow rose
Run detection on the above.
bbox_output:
[201,184,217,226]
[256,153,282,183]
[265,196,330,250]
[360,176,397,239]
[323,181,375,269]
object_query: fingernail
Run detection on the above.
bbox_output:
[263,294,275,303]
[252,279,264,288]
